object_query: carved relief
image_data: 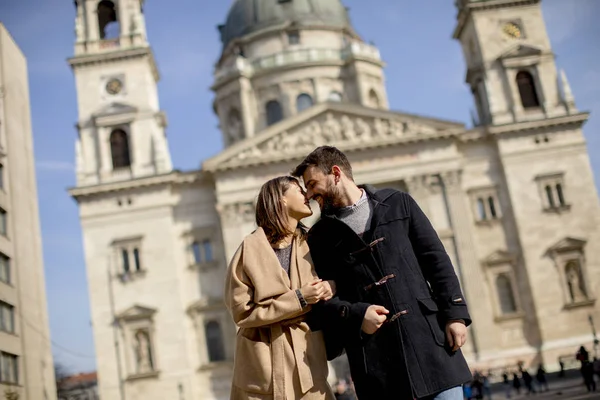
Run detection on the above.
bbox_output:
[230,113,434,163]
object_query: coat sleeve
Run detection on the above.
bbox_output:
[224,244,306,329]
[406,194,472,326]
[307,232,371,352]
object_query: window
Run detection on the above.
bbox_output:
[190,239,213,265]
[110,129,131,169]
[0,163,4,189]
[192,241,202,264]
[496,274,517,314]
[469,188,501,222]
[296,94,313,113]
[205,321,226,363]
[288,31,300,45]
[114,238,144,279]
[536,173,568,211]
[516,71,540,109]
[0,254,8,284]
[203,240,213,262]
[0,208,6,237]
[0,352,18,384]
[98,0,119,40]
[266,100,283,126]
[0,302,14,333]
[328,91,342,102]
[226,109,243,142]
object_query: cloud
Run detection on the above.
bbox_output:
[543,0,597,45]
[36,161,74,172]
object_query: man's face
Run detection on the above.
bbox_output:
[302,165,342,213]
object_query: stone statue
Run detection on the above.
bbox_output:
[228,111,243,142]
[566,262,587,303]
[134,330,152,373]
[75,16,84,42]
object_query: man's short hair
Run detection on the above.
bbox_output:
[291,146,354,180]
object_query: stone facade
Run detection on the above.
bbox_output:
[0,23,57,400]
[69,1,600,399]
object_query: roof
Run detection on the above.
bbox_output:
[218,0,352,48]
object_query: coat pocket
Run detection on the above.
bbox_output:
[233,331,273,394]
[417,297,446,347]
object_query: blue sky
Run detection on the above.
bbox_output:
[0,0,598,373]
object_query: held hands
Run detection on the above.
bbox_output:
[300,279,337,304]
[361,305,389,334]
[446,320,468,352]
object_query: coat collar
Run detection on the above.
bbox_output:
[244,227,309,289]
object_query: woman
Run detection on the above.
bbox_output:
[225,176,336,400]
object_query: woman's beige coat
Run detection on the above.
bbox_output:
[225,228,334,400]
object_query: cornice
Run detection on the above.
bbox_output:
[69,170,209,201]
[68,47,160,81]
[453,0,539,39]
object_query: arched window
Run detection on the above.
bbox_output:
[368,89,380,108]
[110,129,131,169]
[545,185,555,208]
[266,100,283,126]
[296,94,314,113]
[191,241,201,264]
[328,91,342,102]
[496,274,517,314]
[205,321,225,362]
[98,1,120,39]
[516,71,540,109]
[477,198,487,220]
[227,108,243,142]
[556,183,566,206]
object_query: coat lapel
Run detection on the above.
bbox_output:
[244,228,291,290]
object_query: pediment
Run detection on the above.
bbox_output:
[499,44,542,60]
[547,237,587,254]
[483,250,516,266]
[116,304,157,321]
[203,102,464,171]
[93,102,138,118]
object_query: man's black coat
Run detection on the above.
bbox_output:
[308,186,472,399]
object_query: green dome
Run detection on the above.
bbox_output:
[219,0,352,47]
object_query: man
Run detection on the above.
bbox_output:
[292,146,472,400]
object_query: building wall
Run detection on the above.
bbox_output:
[0,23,57,400]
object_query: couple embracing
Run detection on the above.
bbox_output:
[225,146,472,400]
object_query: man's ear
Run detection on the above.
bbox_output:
[331,165,342,184]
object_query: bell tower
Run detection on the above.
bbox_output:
[453,0,578,126]
[69,0,172,187]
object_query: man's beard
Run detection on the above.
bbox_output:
[319,181,342,215]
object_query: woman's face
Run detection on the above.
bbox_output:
[283,182,313,220]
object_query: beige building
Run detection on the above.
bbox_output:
[0,23,57,400]
[68,0,600,399]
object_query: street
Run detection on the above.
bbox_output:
[490,374,600,400]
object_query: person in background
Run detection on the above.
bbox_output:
[334,379,356,400]
[512,373,521,395]
[225,176,336,400]
[502,371,512,399]
[535,365,548,392]
[482,373,492,400]
[521,370,536,395]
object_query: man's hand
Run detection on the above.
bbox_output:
[361,305,389,334]
[446,320,467,352]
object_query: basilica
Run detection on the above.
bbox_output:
[68,0,600,399]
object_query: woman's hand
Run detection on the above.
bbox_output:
[320,280,337,301]
[300,279,326,304]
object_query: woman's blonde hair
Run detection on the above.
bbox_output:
[255,176,308,245]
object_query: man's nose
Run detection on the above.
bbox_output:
[305,189,314,200]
